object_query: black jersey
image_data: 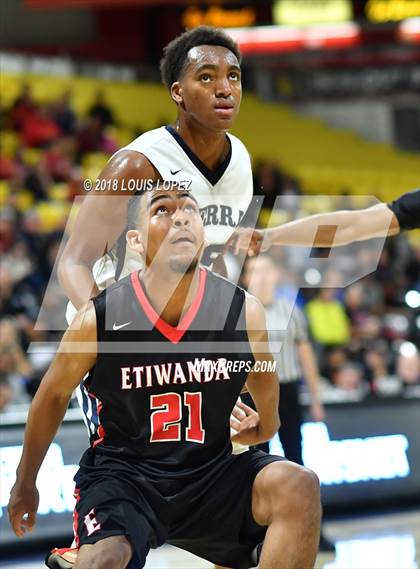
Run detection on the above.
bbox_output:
[80,267,254,477]
[388,189,420,231]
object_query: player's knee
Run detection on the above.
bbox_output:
[279,465,320,524]
[257,462,320,520]
[294,466,320,510]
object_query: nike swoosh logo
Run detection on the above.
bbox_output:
[170,168,183,175]
[112,321,132,331]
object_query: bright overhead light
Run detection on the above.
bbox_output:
[399,341,417,358]
[405,290,420,309]
[304,268,321,285]
[225,22,361,55]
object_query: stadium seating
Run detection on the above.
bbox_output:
[2,72,419,209]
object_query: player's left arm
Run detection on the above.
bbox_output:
[231,294,280,446]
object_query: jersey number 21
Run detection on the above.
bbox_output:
[150,392,205,443]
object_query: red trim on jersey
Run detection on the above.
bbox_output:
[86,387,105,448]
[92,400,105,448]
[130,267,207,344]
[72,487,81,547]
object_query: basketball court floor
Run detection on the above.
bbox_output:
[1,509,418,569]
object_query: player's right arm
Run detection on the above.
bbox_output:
[58,150,158,309]
[7,302,97,538]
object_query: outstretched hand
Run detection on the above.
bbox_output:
[225,228,270,257]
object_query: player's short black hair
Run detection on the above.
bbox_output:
[127,183,198,229]
[160,25,242,90]
[127,189,148,230]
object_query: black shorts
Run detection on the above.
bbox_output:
[73,447,283,569]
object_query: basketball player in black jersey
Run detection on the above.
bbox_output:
[8,186,321,569]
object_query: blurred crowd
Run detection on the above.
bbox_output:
[260,249,419,401]
[245,162,419,402]
[0,84,124,411]
[0,84,122,197]
[1,84,419,413]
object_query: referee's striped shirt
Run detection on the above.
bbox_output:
[265,298,309,383]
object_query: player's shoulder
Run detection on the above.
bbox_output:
[205,267,246,296]
[205,268,247,308]
[122,126,170,153]
[387,188,420,231]
[244,290,265,311]
[226,131,251,160]
[243,290,267,326]
[95,273,133,303]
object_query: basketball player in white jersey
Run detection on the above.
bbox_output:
[59,25,253,316]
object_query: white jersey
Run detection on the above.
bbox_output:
[96,126,252,285]
[126,126,253,241]
[66,126,253,323]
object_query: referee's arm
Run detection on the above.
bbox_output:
[293,307,325,422]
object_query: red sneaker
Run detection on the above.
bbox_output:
[45,547,78,569]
